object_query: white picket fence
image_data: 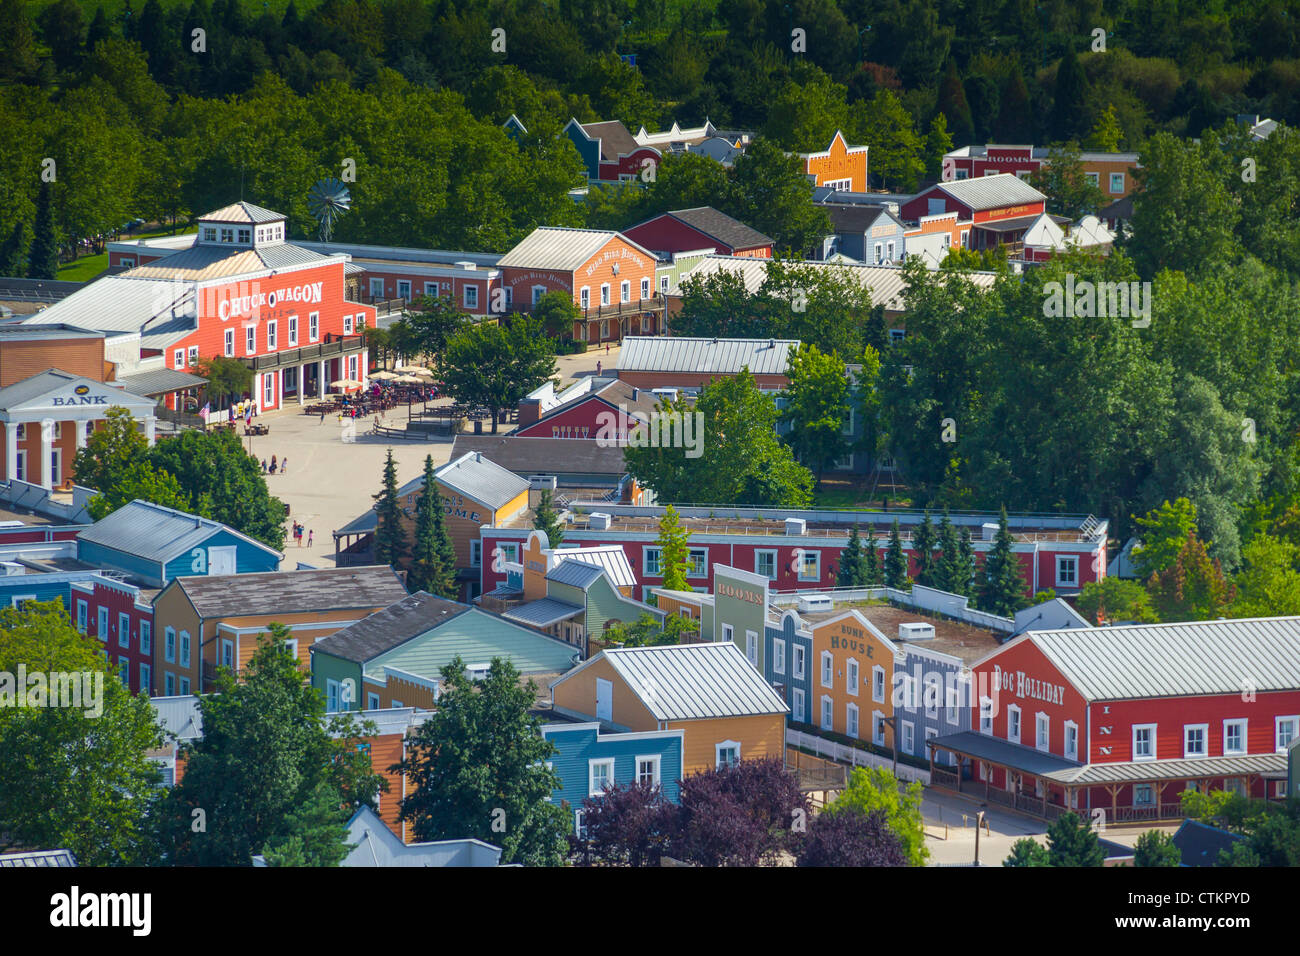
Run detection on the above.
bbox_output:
[787,728,932,785]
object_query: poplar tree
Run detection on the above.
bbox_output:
[657,505,692,593]
[408,455,457,599]
[934,510,961,593]
[955,526,978,597]
[838,526,866,587]
[863,532,882,586]
[372,449,408,570]
[533,487,565,548]
[883,520,908,590]
[978,507,1028,615]
[27,181,58,280]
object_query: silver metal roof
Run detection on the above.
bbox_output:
[1047,752,1288,786]
[394,452,529,513]
[124,242,330,281]
[23,274,196,333]
[551,546,637,589]
[1025,617,1300,701]
[78,499,279,565]
[115,367,208,396]
[199,201,286,224]
[0,850,77,867]
[599,643,789,721]
[503,597,584,627]
[933,173,1046,211]
[618,335,798,375]
[150,694,204,741]
[546,559,606,589]
[496,227,640,272]
[675,256,999,311]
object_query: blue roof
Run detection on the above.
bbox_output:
[78,499,280,565]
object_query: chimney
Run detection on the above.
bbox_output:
[475,452,483,463]
[632,388,639,401]
[518,398,543,426]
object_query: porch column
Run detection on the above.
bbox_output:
[144,415,157,447]
[318,359,327,398]
[76,420,90,450]
[5,422,17,481]
[298,363,306,405]
[38,420,52,490]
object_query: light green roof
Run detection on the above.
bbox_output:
[363,607,580,682]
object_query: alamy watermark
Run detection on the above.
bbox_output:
[594,404,704,459]
[0,666,104,718]
[1042,275,1151,328]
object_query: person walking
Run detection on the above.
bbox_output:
[270,455,278,475]
[596,360,602,376]
[320,407,326,424]
[280,456,287,475]
[261,458,268,473]
[307,529,313,547]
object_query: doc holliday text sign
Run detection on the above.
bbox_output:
[992,664,1066,706]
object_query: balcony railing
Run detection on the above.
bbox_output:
[238,335,366,371]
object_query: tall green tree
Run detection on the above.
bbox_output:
[656,505,692,593]
[728,138,833,256]
[407,455,457,598]
[156,625,385,866]
[1076,578,1157,625]
[933,510,961,593]
[1044,812,1105,867]
[393,656,570,866]
[935,59,974,145]
[0,221,26,277]
[1134,829,1181,867]
[954,527,978,597]
[978,507,1027,615]
[0,601,164,865]
[912,511,937,587]
[824,766,929,866]
[780,344,850,484]
[1231,534,1300,618]
[1147,530,1235,621]
[1004,838,1051,866]
[533,487,565,549]
[838,525,866,587]
[863,531,882,586]
[27,180,59,280]
[1050,49,1091,143]
[883,520,908,589]
[372,448,408,569]
[1132,498,1199,579]
[1028,146,1109,219]
[436,318,557,432]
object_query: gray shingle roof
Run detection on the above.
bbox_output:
[79,500,279,565]
[174,565,407,618]
[311,592,469,663]
[1172,821,1244,867]
[450,436,629,478]
[580,120,640,161]
[617,335,798,376]
[932,173,1046,211]
[1020,617,1300,701]
[653,207,772,251]
[593,642,789,721]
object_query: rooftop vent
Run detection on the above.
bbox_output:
[982,522,999,541]
[797,594,834,613]
[899,622,935,642]
[785,517,807,536]
[589,512,612,531]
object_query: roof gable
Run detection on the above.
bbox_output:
[78,499,280,566]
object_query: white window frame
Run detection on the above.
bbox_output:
[579,286,590,310]
[792,645,806,680]
[1133,723,1156,761]
[901,720,915,754]
[174,348,185,369]
[792,688,805,723]
[1223,718,1247,756]
[640,277,650,300]
[245,326,256,356]
[309,312,319,342]
[872,665,885,704]
[715,740,740,769]
[820,695,833,732]
[721,623,734,645]
[847,702,859,739]
[343,314,354,336]
[745,630,758,667]
[846,658,859,696]
[686,548,707,578]
[224,329,234,357]
[873,711,886,745]
[1109,172,1125,194]
[1007,704,1021,744]
[620,279,630,303]
[773,638,785,674]
[1064,720,1078,760]
[588,758,615,796]
[642,547,662,576]
[287,315,298,347]
[267,320,277,350]
[979,696,993,734]
[1184,723,1208,759]
[1084,171,1100,187]
[1276,716,1299,752]
[1056,555,1078,588]
[397,280,412,300]
[755,549,777,580]
[820,651,833,689]
[600,283,610,306]
[636,754,662,788]
[797,550,820,582]
[1035,712,1050,752]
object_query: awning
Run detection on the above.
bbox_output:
[502,598,584,628]
[115,367,209,396]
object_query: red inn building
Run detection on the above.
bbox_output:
[38,202,373,414]
[928,618,1300,824]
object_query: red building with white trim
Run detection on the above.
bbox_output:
[900,174,1050,254]
[929,618,1300,824]
[72,575,156,695]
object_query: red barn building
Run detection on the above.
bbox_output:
[901,174,1050,254]
[930,618,1300,824]
[943,145,1141,200]
[515,377,664,440]
[622,207,773,259]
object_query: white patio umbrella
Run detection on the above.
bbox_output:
[331,379,361,390]
[369,370,399,381]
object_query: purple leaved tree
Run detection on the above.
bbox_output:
[796,808,907,867]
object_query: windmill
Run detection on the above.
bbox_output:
[307,177,351,242]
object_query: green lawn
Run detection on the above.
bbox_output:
[57,225,196,283]
[812,479,912,511]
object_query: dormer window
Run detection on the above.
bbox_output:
[238,228,251,243]
[257,228,265,242]
[220,228,234,243]
[203,227,217,242]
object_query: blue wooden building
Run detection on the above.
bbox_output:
[76,499,281,587]
[540,720,684,828]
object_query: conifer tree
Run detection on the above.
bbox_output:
[372,449,408,570]
[978,507,1027,615]
[934,509,961,592]
[913,511,937,587]
[27,181,58,280]
[408,455,457,598]
[838,526,866,587]
[863,532,882,586]
[955,526,977,597]
[0,221,27,278]
[657,505,692,593]
[883,520,908,590]
[533,487,565,549]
